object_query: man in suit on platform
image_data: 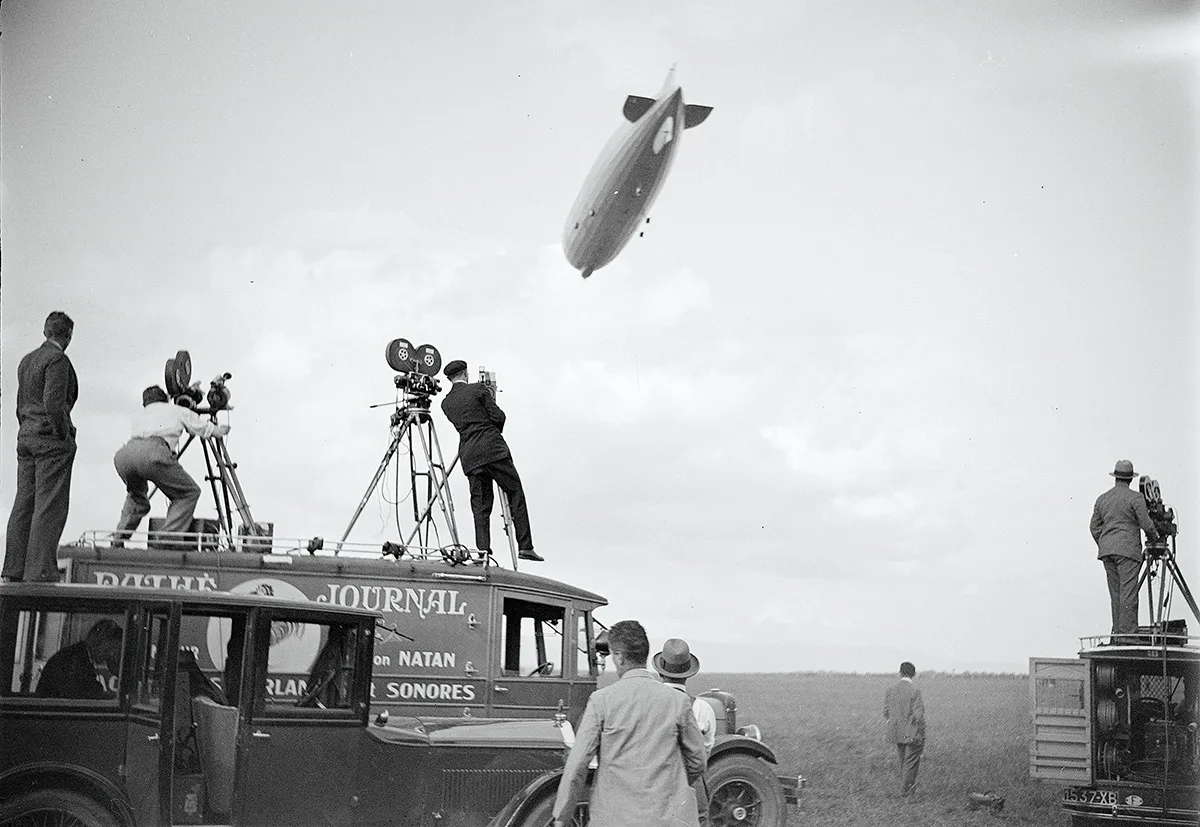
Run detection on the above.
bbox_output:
[439,359,541,562]
[1090,459,1159,641]
[3,311,79,583]
[884,661,925,797]
[553,620,708,827]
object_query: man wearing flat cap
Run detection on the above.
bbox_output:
[1090,460,1159,640]
[440,360,540,562]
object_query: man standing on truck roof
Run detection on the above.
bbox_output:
[111,385,229,546]
[3,311,78,583]
[1090,459,1160,641]
[553,620,708,827]
[440,360,541,562]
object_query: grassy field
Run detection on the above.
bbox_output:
[696,672,1069,827]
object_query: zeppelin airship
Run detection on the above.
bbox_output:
[563,69,712,279]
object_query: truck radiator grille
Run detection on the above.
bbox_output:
[438,768,546,814]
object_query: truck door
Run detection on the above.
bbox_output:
[1029,657,1092,784]
[125,604,175,827]
[489,593,571,718]
[236,609,371,827]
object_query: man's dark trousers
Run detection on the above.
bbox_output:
[896,741,923,796]
[4,435,76,581]
[1103,555,1141,637]
[468,457,533,552]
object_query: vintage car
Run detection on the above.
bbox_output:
[0,582,572,827]
[58,540,802,827]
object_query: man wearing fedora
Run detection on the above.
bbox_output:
[1090,459,1160,640]
[440,359,540,562]
[553,620,707,827]
[655,638,717,824]
[111,385,229,546]
[654,638,717,752]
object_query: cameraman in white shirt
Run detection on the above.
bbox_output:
[112,385,228,545]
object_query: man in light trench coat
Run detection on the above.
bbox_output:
[553,620,708,827]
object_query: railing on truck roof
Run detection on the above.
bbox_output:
[69,530,498,567]
[1079,631,1199,651]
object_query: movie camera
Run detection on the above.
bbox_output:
[164,350,235,413]
[1135,475,1198,626]
[385,338,443,400]
[1139,476,1179,555]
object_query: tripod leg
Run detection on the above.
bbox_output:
[200,437,234,547]
[338,427,405,551]
[403,421,462,552]
[1164,556,1200,624]
[213,437,260,547]
[497,490,519,570]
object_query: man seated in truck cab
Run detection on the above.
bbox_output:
[36,618,123,699]
[300,625,358,709]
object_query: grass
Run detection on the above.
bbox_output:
[696,672,1069,827]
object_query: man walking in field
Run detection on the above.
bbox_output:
[884,661,925,797]
[553,620,708,827]
[1090,459,1159,641]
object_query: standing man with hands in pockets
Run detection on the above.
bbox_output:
[884,661,925,798]
[3,311,78,583]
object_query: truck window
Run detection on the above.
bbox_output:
[575,610,597,678]
[255,618,363,712]
[500,597,564,677]
[183,611,247,706]
[131,611,171,711]
[1,607,125,701]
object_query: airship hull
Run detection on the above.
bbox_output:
[563,80,709,278]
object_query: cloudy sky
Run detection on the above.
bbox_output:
[3,1,1196,672]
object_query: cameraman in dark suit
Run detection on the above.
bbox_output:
[439,360,541,562]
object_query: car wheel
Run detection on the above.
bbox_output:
[706,754,786,827]
[517,794,588,827]
[0,789,121,827]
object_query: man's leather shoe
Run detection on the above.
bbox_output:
[518,549,544,562]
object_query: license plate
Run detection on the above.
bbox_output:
[1065,788,1116,805]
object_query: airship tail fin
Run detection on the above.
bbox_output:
[623,95,657,123]
[684,104,713,129]
[581,266,594,279]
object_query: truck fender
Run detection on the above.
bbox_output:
[709,733,779,766]
[0,763,133,826]
[489,767,567,827]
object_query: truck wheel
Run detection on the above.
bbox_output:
[517,795,587,827]
[0,789,121,827]
[706,754,786,827]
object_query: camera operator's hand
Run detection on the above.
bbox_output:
[213,424,231,438]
